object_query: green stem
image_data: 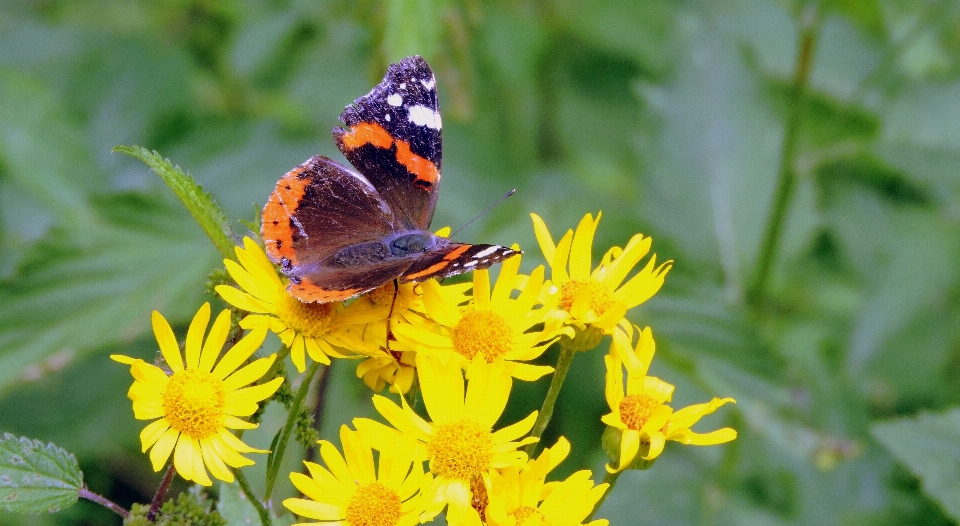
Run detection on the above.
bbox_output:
[264,360,322,501]
[586,470,621,522]
[749,6,820,304]
[524,343,576,457]
[235,468,272,526]
[78,488,130,519]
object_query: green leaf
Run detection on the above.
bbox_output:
[872,409,960,521]
[0,433,82,514]
[113,145,236,260]
[0,193,216,394]
[217,481,294,526]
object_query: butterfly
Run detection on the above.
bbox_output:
[261,55,519,303]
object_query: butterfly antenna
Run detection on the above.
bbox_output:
[449,189,516,240]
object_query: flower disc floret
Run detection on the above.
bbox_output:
[558,278,615,317]
[427,419,494,480]
[452,310,513,362]
[163,369,226,439]
[275,295,337,338]
[618,393,660,431]
[345,482,402,526]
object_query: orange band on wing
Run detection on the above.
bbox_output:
[289,282,364,303]
[261,165,310,265]
[340,122,439,188]
[403,244,472,280]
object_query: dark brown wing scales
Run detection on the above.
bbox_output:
[333,56,442,231]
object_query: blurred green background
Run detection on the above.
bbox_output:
[3,0,960,524]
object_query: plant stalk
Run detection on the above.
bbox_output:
[524,343,576,456]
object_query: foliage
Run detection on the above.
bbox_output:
[2,0,960,524]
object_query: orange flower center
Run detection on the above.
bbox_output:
[470,475,489,520]
[452,310,513,362]
[344,481,402,526]
[512,506,547,525]
[619,393,660,431]
[427,419,493,480]
[163,369,226,439]
[275,294,337,338]
[558,278,614,316]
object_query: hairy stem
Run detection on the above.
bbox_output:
[235,468,272,526]
[78,487,130,519]
[264,360,322,501]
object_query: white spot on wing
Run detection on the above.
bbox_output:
[399,82,407,89]
[421,77,436,90]
[387,93,403,106]
[463,260,478,268]
[408,105,441,130]
[474,246,500,258]
[385,114,391,122]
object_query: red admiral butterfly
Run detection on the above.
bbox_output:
[261,56,520,303]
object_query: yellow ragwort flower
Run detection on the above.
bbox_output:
[355,356,537,526]
[392,251,558,381]
[283,425,434,526]
[346,280,471,394]
[532,212,672,333]
[485,437,610,526]
[112,303,283,486]
[602,324,736,472]
[216,237,380,372]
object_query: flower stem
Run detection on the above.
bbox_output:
[586,470,621,522]
[78,487,130,519]
[264,360,322,501]
[146,464,176,521]
[749,5,820,304]
[235,468,272,526]
[524,343,576,457]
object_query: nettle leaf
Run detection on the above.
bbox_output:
[872,409,960,521]
[114,145,236,260]
[0,433,82,514]
[0,192,217,394]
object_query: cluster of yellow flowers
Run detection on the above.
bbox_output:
[112,212,736,526]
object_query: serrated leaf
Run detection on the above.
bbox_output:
[872,409,960,521]
[0,433,82,514]
[0,193,217,394]
[114,145,236,260]
[217,481,294,526]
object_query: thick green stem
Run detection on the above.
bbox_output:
[264,360,322,501]
[524,344,577,457]
[586,470,621,522]
[749,6,820,304]
[235,468,272,526]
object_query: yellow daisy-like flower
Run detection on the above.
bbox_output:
[532,212,672,333]
[111,303,283,486]
[391,251,558,382]
[485,438,609,526]
[602,324,737,473]
[355,356,538,526]
[215,237,380,372]
[346,280,472,394]
[283,424,434,526]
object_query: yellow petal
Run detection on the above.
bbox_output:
[569,212,599,280]
[200,437,234,483]
[490,411,537,444]
[213,329,269,380]
[217,285,274,314]
[221,355,277,392]
[199,309,231,373]
[152,311,183,373]
[184,303,211,370]
[149,427,178,470]
[530,213,557,265]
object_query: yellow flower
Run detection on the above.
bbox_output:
[345,280,471,394]
[602,324,736,472]
[111,303,283,486]
[283,425,434,526]
[391,251,558,381]
[215,237,380,372]
[485,438,609,526]
[532,212,672,333]
[355,356,537,526]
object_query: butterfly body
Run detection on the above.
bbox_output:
[261,56,519,303]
